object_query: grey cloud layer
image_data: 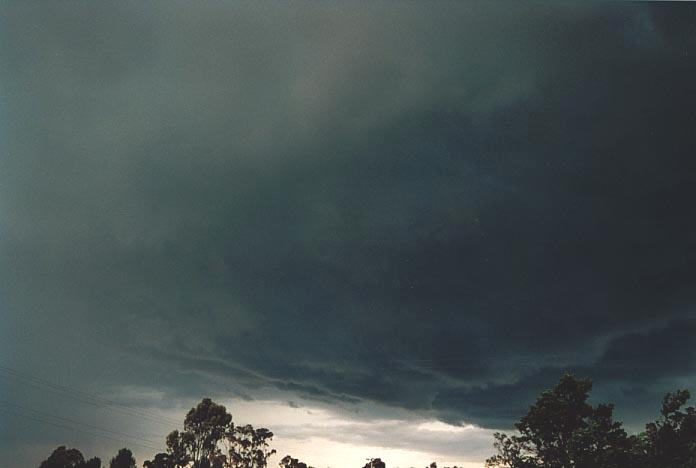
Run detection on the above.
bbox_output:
[2,3,696,459]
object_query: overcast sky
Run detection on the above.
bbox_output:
[1,1,696,467]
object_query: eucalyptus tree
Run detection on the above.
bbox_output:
[38,446,101,468]
[109,448,136,468]
[485,373,637,468]
[228,424,276,468]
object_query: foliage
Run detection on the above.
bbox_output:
[145,399,274,468]
[279,455,313,468]
[363,458,385,468]
[184,398,234,468]
[153,398,234,468]
[485,373,636,468]
[641,389,696,468]
[38,446,101,468]
[35,376,696,468]
[143,453,176,468]
[164,429,194,467]
[109,448,136,468]
[228,424,276,468]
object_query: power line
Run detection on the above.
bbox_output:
[0,407,162,452]
[0,365,181,427]
[0,364,182,424]
[0,399,164,446]
[0,371,178,429]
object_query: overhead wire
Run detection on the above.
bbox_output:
[0,399,164,446]
[0,407,162,452]
[0,365,181,428]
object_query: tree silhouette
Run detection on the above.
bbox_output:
[147,397,280,468]
[362,458,385,468]
[109,448,136,468]
[426,463,460,468]
[165,429,194,467]
[485,373,636,468]
[279,455,313,468]
[35,379,696,468]
[38,446,101,468]
[156,398,234,468]
[228,424,276,468]
[83,460,101,468]
[642,389,696,468]
[184,398,234,467]
[143,453,176,468]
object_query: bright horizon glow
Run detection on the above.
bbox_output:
[111,398,493,468]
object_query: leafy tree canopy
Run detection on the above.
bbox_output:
[363,458,385,468]
[642,389,696,468]
[485,373,637,468]
[228,424,276,468]
[279,455,313,468]
[109,448,136,468]
[39,446,101,468]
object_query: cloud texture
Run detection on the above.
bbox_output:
[1,1,696,465]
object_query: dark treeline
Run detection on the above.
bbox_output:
[485,374,696,468]
[37,374,696,468]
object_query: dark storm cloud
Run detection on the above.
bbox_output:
[431,318,696,429]
[1,3,696,458]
